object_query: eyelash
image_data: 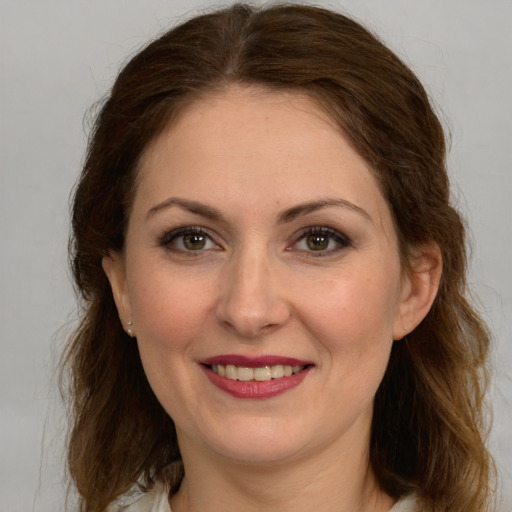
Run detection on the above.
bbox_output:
[291,226,352,257]
[158,225,352,257]
[158,226,220,253]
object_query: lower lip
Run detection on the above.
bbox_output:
[202,366,311,399]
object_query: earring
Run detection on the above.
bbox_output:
[126,321,134,338]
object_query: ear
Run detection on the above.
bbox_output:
[393,242,442,340]
[102,252,133,327]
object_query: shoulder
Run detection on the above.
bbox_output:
[389,494,420,512]
[107,486,417,512]
[107,481,171,512]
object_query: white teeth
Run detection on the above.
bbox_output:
[270,365,284,379]
[226,364,237,380]
[237,367,254,381]
[211,364,305,381]
[254,366,272,381]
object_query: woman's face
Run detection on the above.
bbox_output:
[105,87,418,466]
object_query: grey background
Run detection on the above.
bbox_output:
[1,0,510,510]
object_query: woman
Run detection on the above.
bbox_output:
[63,3,494,511]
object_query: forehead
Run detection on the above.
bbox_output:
[134,86,392,229]
[143,86,348,164]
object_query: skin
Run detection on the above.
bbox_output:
[104,86,441,512]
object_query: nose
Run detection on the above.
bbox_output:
[215,248,291,339]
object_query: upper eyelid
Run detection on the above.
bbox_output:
[159,226,220,247]
[158,224,351,250]
[293,226,351,242]
[287,226,352,254]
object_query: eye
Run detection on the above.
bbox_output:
[292,227,351,256]
[160,227,220,252]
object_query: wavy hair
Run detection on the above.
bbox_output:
[62,4,494,511]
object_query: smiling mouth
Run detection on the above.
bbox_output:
[210,364,306,382]
[202,358,313,399]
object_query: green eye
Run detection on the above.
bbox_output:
[293,226,351,256]
[160,227,219,252]
[306,234,330,251]
[183,233,207,250]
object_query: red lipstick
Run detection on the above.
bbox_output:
[200,355,313,399]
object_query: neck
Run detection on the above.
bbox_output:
[170,427,394,512]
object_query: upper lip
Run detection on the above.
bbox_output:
[201,355,313,367]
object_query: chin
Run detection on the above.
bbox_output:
[214,438,307,466]
[177,416,311,466]
[212,416,339,465]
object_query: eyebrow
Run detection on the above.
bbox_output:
[276,198,372,224]
[147,197,225,221]
[146,197,372,224]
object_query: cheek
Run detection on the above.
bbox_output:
[314,274,399,331]
[128,263,216,355]
[297,265,401,361]
[126,265,218,413]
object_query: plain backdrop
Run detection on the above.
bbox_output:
[1,1,511,510]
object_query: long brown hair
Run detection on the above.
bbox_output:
[63,4,494,511]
